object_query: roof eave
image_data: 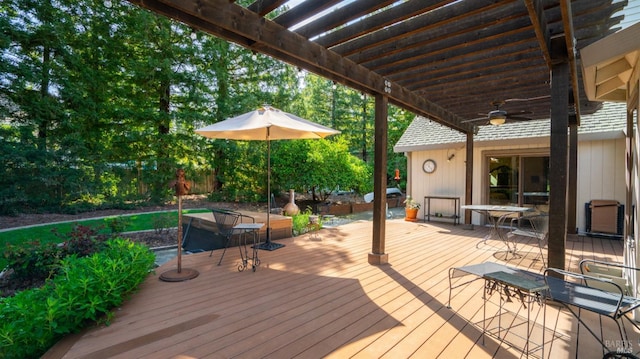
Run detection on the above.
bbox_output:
[581,22,640,102]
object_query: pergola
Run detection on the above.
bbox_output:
[127,0,628,269]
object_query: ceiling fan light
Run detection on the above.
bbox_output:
[489,116,506,126]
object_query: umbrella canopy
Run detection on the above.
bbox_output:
[195,105,340,251]
[195,105,340,140]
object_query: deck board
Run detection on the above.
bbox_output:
[45,220,635,359]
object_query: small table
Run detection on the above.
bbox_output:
[448,262,547,358]
[461,205,530,256]
[424,196,460,225]
[233,222,264,272]
[483,271,548,358]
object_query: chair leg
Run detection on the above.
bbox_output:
[214,237,233,266]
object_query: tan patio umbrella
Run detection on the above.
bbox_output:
[195,105,340,250]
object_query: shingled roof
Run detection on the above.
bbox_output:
[394,102,628,153]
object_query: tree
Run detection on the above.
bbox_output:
[0,0,413,215]
[272,138,372,201]
[0,0,86,211]
[386,105,415,189]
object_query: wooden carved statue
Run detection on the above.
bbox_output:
[170,168,191,196]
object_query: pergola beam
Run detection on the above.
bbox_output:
[560,0,582,123]
[130,0,473,134]
[524,0,552,68]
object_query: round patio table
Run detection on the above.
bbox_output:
[462,204,531,257]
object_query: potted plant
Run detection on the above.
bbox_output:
[404,195,420,222]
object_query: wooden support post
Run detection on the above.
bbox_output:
[464,132,474,228]
[548,52,569,271]
[369,93,389,265]
[568,123,578,234]
[625,91,637,242]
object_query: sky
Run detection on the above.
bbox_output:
[618,0,640,31]
[283,1,640,34]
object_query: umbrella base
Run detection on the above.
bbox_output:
[159,268,199,282]
[256,241,285,251]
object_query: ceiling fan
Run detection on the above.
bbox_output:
[464,100,533,126]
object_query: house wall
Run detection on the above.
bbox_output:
[407,137,626,231]
[408,148,466,223]
[576,138,627,233]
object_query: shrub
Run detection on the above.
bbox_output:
[152,212,173,234]
[56,224,109,257]
[2,225,110,292]
[2,240,61,284]
[105,216,131,236]
[0,238,156,359]
[291,207,316,236]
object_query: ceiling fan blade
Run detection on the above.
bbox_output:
[504,95,550,103]
[507,110,533,116]
[461,116,488,123]
[506,116,532,121]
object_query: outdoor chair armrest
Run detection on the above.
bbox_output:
[579,259,639,277]
[544,267,640,355]
[509,211,548,230]
[579,259,638,295]
[237,213,256,224]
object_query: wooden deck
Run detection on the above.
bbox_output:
[45,219,634,359]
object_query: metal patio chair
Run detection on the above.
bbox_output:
[508,210,549,264]
[209,208,254,266]
[544,267,640,358]
[579,259,638,296]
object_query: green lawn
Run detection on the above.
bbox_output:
[0,208,210,249]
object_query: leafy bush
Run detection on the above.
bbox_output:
[291,207,314,236]
[2,224,111,291]
[152,212,173,234]
[2,240,61,284]
[105,216,131,236]
[0,238,156,359]
[56,224,109,257]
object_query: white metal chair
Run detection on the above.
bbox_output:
[508,210,549,264]
[579,259,636,296]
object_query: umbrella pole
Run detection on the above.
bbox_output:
[160,191,199,282]
[267,135,271,239]
[258,128,284,251]
[177,195,183,272]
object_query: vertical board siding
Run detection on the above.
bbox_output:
[411,149,465,219]
[576,138,626,232]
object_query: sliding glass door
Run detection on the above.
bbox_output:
[488,156,519,205]
[521,156,550,207]
[487,154,549,207]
